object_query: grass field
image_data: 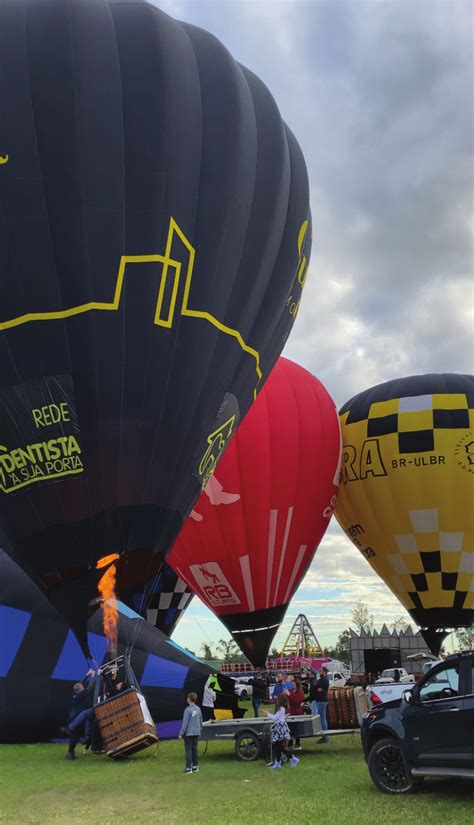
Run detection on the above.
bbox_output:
[1,735,472,825]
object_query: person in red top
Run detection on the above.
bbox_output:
[287,677,304,751]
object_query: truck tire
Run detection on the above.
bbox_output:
[235,730,261,762]
[239,689,248,700]
[368,737,419,794]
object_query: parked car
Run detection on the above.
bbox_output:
[367,665,444,707]
[325,660,351,678]
[361,651,474,793]
[232,679,254,700]
[376,668,415,684]
[328,671,349,688]
[366,682,411,708]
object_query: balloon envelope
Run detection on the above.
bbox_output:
[119,554,194,637]
[169,358,342,665]
[335,374,474,654]
[0,0,311,649]
[0,549,240,742]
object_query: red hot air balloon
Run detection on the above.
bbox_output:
[169,358,342,665]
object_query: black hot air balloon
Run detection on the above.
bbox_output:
[142,564,193,637]
[0,0,311,650]
[117,550,194,637]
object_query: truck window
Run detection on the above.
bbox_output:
[419,665,459,702]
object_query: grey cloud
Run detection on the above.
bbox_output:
[284,3,473,403]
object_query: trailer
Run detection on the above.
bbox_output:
[200,714,357,761]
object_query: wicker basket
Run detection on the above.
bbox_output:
[94,688,158,758]
[327,686,368,729]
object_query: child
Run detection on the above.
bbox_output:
[178,691,203,774]
[263,694,299,769]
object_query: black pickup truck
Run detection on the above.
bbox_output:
[361,651,474,793]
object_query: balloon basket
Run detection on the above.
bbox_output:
[327,686,368,729]
[94,687,158,758]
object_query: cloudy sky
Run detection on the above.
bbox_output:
[156,0,473,656]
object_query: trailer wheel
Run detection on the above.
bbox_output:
[260,726,272,760]
[235,730,261,761]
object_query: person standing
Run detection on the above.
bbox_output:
[263,694,299,769]
[307,670,318,715]
[249,669,266,717]
[272,672,285,708]
[201,677,216,722]
[288,677,305,751]
[283,674,294,691]
[60,668,96,760]
[314,666,330,744]
[179,692,203,774]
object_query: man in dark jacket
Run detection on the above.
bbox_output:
[248,669,266,717]
[313,666,329,743]
[61,669,96,759]
[307,670,318,710]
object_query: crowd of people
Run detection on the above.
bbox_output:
[262,667,330,768]
[61,664,331,772]
[192,666,331,771]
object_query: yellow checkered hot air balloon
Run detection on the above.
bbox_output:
[335,374,474,655]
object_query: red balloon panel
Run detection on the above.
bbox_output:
[169,357,341,664]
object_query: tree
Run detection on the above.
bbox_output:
[390,617,410,632]
[217,638,240,663]
[454,626,473,651]
[200,643,214,660]
[351,599,374,631]
[332,630,351,663]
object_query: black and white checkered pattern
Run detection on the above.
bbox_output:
[146,564,194,636]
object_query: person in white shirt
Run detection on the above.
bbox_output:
[201,676,217,722]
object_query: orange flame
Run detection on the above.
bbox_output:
[96,554,120,651]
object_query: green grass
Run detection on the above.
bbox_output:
[0,736,472,825]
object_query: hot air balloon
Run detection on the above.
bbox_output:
[118,553,194,637]
[0,0,312,651]
[335,374,474,655]
[0,548,241,743]
[169,358,342,666]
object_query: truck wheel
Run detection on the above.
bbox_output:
[240,689,248,700]
[368,737,417,794]
[235,730,261,761]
